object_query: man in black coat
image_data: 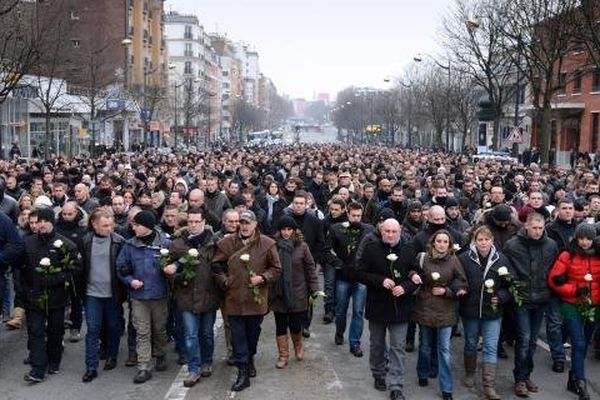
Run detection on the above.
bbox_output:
[329,202,375,357]
[503,212,559,397]
[21,207,81,383]
[412,205,465,254]
[287,190,328,336]
[55,201,87,343]
[356,218,419,400]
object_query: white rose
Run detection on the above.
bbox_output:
[453,244,461,251]
[160,249,169,256]
[484,279,495,289]
[240,254,250,262]
[387,253,398,262]
[39,257,51,267]
[485,202,492,208]
[53,239,63,248]
[584,273,593,282]
[497,266,509,276]
[341,221,350,228]
[188,248,199,257]
[431,272,441,281]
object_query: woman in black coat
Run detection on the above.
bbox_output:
[270,216,319,368]
[458,225,513,400]
[259,181,287,237]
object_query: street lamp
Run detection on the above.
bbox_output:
[414,53,452,151]
[121,38,132,89]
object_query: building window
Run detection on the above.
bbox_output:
[558,72,567,95]
[184,43,193,57]
[184,62,192,74]
[222,71,229,77]
[573,70,582,94]
[71,39,80,48]
[184,26,192,40]
[593,68,600,92]
[593,113,600,153]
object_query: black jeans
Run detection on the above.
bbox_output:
[26,307,65,378]
[229,315,264,364]
[68,285,83,330]
[274,311,304,336]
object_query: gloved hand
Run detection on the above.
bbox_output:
[575,286,590,297]
[552,274,568,286]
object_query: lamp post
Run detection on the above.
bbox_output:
[414,54,452,151]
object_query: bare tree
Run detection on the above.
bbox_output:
[0,1,54,105]
[450,70,480,150]
[441,0,518,151]
[499,0,581,163]
[578,1,600,66]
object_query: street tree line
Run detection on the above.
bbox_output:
[332,0,600,163]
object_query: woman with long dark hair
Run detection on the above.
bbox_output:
[412,230,467,400]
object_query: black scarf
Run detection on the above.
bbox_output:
[275,239,295,310]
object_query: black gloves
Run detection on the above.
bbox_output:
[575,286,590,297]
[552,274,568,286]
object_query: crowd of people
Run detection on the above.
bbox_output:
[0,144,599,400]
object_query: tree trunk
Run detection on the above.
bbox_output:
[539,100,552,165]
[44,112,51,160]
[491,112,502,151]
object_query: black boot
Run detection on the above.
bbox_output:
[567,370,577,394]
[231,364,250,392]
[248,357,256,378]
[575,379,590,400]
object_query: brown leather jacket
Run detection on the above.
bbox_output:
[212,231,281,316]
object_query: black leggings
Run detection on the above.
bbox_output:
[274,311,304,336]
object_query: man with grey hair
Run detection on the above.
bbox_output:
[356,218,419,400]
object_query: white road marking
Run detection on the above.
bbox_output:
[536,338,571,362]
[164,311,224,400]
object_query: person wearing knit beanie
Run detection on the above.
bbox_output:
[277,215,298,231]
[133,210,156,231]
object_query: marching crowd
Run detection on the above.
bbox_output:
[0,144,599,400]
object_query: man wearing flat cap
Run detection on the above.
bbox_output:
[117,210,171,384]
[212,210,281,392]
[21,207,81,383]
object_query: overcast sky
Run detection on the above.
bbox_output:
[164,0,453,100]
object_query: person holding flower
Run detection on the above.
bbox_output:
[503,212,559,397]
[458,226,514,400]
[116,210,171,384]
[412,230,468,400]
[212,210,281,392]
[164,207,221,387]
[548,223,600,400]
[21,207,80,383]
[355,218,420,400]
[270,216,319,369]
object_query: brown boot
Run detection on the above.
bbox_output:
[463,352,477,388]
[276,335,289,368]
[290,333,304,361]
[6,307,25,330]
[482,363,501,399]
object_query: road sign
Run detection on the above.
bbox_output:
[507,127,523,143]
[106,99,126,110]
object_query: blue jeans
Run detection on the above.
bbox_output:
[416,325,438,379]
[167,298,185,358]
[563,314,595,380]
[181,310,217,374]
[513,306,545,382]
[229,315,264,364]
[335,280,366,348]
[545,294,565,361]
[84,296,122,371]
[462,317,501,363]
[323,262,336,314]
[418,325,453,393]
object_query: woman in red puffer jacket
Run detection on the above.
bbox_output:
[548,223,600,400]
